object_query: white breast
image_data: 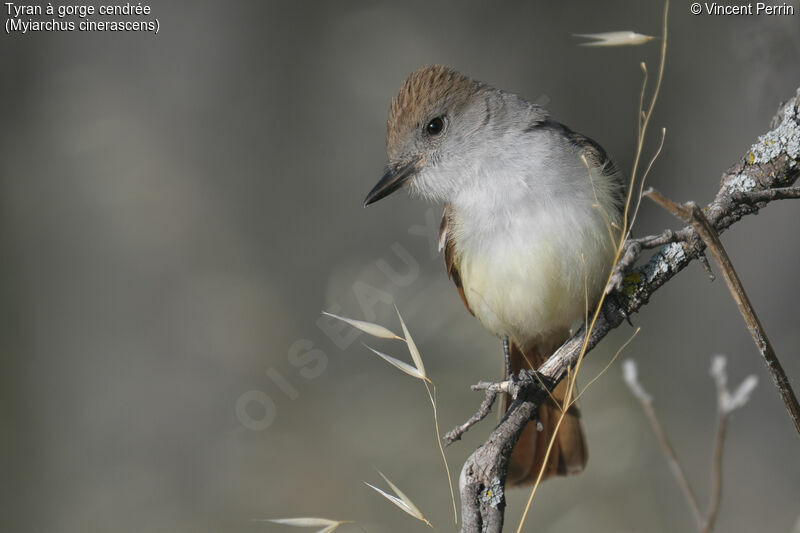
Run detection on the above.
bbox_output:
[445,135,621,348]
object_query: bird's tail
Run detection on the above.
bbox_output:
[503,339,588,486]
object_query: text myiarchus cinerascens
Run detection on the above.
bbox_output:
[364,66,624,485]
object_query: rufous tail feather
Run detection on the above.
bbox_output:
[503,339,588,486]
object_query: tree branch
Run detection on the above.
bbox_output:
[456,87,800,533]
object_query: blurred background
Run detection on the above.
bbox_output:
[2,1,799,531]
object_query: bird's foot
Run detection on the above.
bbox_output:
[502,335,514,382]
[512,368,554,400]
[604,291,634,327]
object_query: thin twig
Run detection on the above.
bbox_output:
[574,326,641,403]
[703,380,728,533]
[732,186,800,204]
[637,62,648,143]
[697,252,716,281]
[623,360,705,529]
[472,380,513,394]
[625,357,757,532]
[643,388,705,528]
[626,127,667,235]
[644,188,800,436]
[444,390,498,446]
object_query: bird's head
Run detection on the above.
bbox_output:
[364,65,489,206]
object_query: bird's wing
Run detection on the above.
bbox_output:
[439,204,474,316]
[567,131,626,211]
[568,131,618,176]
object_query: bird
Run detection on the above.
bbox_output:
[363,65,625,486]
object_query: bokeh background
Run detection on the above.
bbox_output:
[2,1,799,532]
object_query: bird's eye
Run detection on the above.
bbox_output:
[425,116,445,136]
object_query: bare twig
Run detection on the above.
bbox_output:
[704,357,728,533]
[644,188,800,436]
[623,360,704,529]
[703,412,726,533]
[732,185,800,204]
[697,251,716,281]
[443,390,499,446]
[623,357,758,533]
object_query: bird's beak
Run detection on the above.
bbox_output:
[363,156,422,207]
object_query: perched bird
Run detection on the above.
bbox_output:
[364,66,624,485]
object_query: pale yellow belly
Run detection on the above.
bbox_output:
[458,229,616,348]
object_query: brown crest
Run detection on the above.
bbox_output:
[386,65,479,159]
